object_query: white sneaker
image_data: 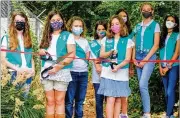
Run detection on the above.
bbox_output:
[119,114,129,118]
[142,114,151,118]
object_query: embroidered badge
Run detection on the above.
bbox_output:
[107,39,113,43]
[136,25,141,32]
[62,35,67,41]
[91,42,97,47]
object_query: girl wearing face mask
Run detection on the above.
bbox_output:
[116,9,135,118]
[131,3,160,118]
[159,15,179,118]
[116,9,132,36]
[89,20,107,118]
[39,10,75,118]
[65,16,90,118]
[1,11,35,98]
[98,15,134,118]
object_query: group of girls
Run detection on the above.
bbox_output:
[1,2,179,118]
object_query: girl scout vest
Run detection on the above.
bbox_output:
[41,31,72,69]
[102,37,129,69]
[159,32,179,67]
[1,35,32,68]
[135,20,157,53]
[75,40,88,64]
[89,39,101,58]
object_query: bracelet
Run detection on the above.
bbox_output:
[166,64,171,69]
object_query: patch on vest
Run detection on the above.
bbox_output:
[91,42,97,47]
[106,39,113,43]
[62,35,67,41]
[136,25,141,32]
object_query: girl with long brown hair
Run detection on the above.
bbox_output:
[1,11,35,99]
[98,15,134,118]
[1,11,35,98]
[39,10,75,118]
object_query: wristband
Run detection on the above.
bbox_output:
[167,64,171,69]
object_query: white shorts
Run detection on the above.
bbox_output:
[42,79,69,91]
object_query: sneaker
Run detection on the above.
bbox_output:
[120,114,129,118]
[163,115,175,118]
[142,114,151,118]
[169,115,174,118]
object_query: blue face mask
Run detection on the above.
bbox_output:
[50,21,63,30]
[97,31,106,37]
[72,27,83,36]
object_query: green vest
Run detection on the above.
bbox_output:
[75,41,88,64]
[128,31,135,40]
[135,20,157,53]
[159,32,179,67]
[1,35,32,68]
[41,31,72,69]
[102,37,129,69]
[89,39,101,58]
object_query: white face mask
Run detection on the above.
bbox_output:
[122,17,127,23]
[166,21,175,29]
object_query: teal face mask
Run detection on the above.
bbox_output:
[97,31,106,37]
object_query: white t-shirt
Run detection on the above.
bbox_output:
[90,39,102,83]
[100,37,135,81]
[1,35,27,69]
[71,37,90,72]
[133,20,160,51]
[163,34,180,66]
[43,33,75,69]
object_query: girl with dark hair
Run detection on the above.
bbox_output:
[39,10,75,118]
[159,15,179,118]
[116,9,132,34]
[89,20,107,118]
[116,9,134,118]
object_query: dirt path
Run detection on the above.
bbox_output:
[84,79,96,118]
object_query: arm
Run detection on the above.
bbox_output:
[158,62,164,76]
[131,39,139,67]
[99,45,113,58]
[49,44,76,74]
[168,40,180,67]
[1,51,20,71]
[94,59,102,74]
[58,44,76,67]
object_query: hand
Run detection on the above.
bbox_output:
[109,49,115,55]
[16,68,26,74]
[96,66,102,74]
[162,67,169,75]
[48,64,63,75]
[39,49,47,56]
[112,65,119,72]
[133,59,139,67]
[23,68,35,78]
[27,68,35,77]
[139,59,148,68]
[159,66,165,76]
